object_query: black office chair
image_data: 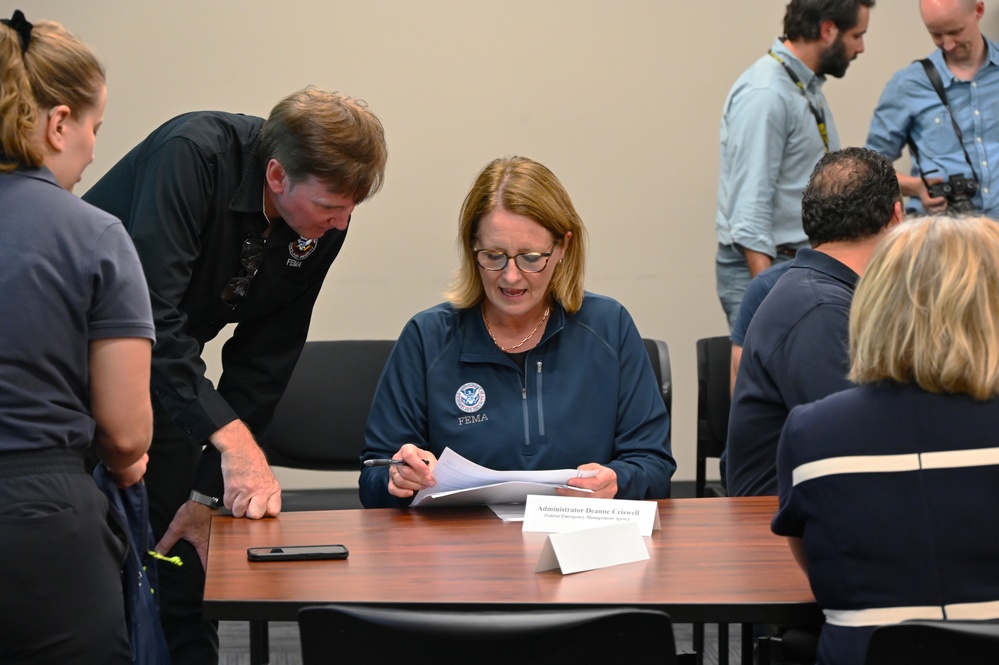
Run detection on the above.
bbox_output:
[262,339,396,511]
[695,336,730,498]
[864,619,999,665]
[252,340,395,665]
[298,605,679,665]
[642,336,673,504]
[757,625,821,665]
[692,336,733,664]
[642,337,672,418]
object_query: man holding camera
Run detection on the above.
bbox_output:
[866,0,998,215]
[715,0,874,331]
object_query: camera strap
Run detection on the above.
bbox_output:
[769,50,829,153]
[906,58,980,184]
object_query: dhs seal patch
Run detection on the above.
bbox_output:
[455,382,486,413]
[289,237,318,260]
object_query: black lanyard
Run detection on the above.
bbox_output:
[906,58,980,184]
[769,50,830,153]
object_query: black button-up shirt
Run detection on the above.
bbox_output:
[84,111,347,493]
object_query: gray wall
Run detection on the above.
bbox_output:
[6,1,996,487]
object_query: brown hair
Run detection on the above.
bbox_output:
[259,87,387,203]
[849,216,999,400]
[0,15,104,171]
[783,0,875,41]
[445,156,587,312]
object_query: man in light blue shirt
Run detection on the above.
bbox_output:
[866,0,998,216]
[716,0,873,331]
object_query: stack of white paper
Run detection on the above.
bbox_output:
[410,448,596,508]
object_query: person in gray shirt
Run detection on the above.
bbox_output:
[0,11,154,662]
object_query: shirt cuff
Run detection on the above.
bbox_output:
[193,444,224,499]
[731,235,776,258]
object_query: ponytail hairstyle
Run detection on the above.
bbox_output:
[0,11,105,172]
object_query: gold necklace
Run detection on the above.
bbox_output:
[484,305,551,352]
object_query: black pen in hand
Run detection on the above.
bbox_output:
[363,458,431,467]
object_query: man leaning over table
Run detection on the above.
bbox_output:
[83,87,388,664]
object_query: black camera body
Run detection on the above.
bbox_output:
[927,175,980,214]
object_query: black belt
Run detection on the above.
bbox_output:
[776,245,798,258]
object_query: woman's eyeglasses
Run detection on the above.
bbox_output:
[220,237,265,307]
[473,240,558,273]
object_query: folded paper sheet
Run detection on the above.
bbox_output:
[535,521,650,574]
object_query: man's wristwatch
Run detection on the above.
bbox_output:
[189,490,222,510]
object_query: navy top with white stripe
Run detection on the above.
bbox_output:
[772,381,999,665]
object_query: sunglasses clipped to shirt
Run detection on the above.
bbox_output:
[220,237,266,307]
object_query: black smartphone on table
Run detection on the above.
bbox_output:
[247,544,349,561]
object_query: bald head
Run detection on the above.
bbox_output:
[920,0,982,23]
[920,0,985,67]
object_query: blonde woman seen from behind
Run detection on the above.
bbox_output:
[772,216,999,665]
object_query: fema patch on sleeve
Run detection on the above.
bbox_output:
[455,382,486,413]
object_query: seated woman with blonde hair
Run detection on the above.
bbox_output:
[360,156,675,507]
[772,215,999,665]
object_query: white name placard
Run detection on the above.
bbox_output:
[535,521,649,574]
[522,495,661,536]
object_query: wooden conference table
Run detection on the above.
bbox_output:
[204,496,819,664]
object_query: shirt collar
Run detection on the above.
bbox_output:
[927,37,999,84]
[985,37,999,68]
[790,247,860,288]
[12,165,61,188]
[228,131,266,216]
[771,38,824,90]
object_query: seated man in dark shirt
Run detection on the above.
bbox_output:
[720,260,791,489]
[729,261,792,395]
[726,147,903,497]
